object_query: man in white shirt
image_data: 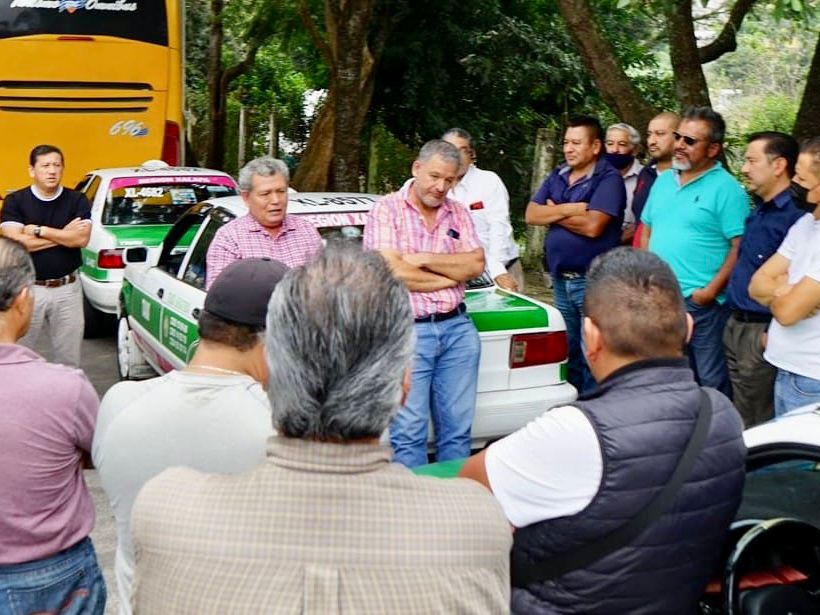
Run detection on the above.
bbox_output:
[605,122,645,244]
[92,258,288,613]
[443,128,523,291]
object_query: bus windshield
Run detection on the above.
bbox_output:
[0,0,168,45]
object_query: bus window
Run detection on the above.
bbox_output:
[0,0,168,45]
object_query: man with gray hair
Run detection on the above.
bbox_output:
[130,245,511,614]
[0,237,106,613]
[364,139,485,467]
[605,122,644,244]
[206,155,321,287]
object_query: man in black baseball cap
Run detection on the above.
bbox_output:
[92,257,288,611]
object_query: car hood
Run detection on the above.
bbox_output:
[744,405,820,450]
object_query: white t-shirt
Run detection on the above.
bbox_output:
[485,405,603,528]
[448,165,519,279]
[765,213,820,379]
[91,370,274,614]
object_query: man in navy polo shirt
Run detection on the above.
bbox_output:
[724,132,803,427]
[525,116,626,393]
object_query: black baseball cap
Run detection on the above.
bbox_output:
[204,258,289,327]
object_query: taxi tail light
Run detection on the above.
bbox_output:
[98,249,125,269]
[161,121,181,166]
[509,332,568,368]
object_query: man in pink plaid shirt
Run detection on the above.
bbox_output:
[206,157,321,288]
[364,140,485,467]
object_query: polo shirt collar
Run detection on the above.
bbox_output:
[245,213,296,235]
[769,187,794,209]
[0,343,43,365]
[266,437,393,475]
[674,159,724,186]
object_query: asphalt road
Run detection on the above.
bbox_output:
[36,333,122,614]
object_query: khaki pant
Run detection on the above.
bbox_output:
[20,277,84,367]
[723,316,774,427]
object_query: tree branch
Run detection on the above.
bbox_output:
[299,0,334,66]
[698,0,758,64]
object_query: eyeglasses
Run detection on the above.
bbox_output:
[673,132,704,146]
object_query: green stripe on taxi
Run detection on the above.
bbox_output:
[465,289,549,332]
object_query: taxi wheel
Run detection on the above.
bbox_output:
[83,296,114,339]
[117,316,155,380]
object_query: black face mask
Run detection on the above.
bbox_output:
[604,152,634,171]
[790,181,818,212]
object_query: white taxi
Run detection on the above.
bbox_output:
[118,193,578,447]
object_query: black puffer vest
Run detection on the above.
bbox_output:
[511,358,746,614]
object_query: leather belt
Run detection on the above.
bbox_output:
[35,273,77,288]
[415,303,466,323]
[732,310,770,324]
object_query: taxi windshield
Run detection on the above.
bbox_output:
[103,179,237,226]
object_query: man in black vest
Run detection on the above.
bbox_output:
[461,247,746,614]
[0,145,91,367]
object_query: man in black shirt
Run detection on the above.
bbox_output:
[0,145,91,367]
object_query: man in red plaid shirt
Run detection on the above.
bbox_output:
[364,140,485,467]
[206,157,321,288]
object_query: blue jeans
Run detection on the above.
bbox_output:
[685,297,731,397]
[553,276,595,394]
[774,368,820,417]
[0,537,106,615]
[391,314,480,468]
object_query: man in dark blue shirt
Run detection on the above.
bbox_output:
[525,116,626,393]
[724,131,803,427]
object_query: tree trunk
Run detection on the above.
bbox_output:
[329,0,375,191]
[523,127,557,270]
[238,104,247,168]
[269,111,279,158]
[554,0,657,131]
[794,33,820,141]
[665,0,712,108]
[206,0,226,169]
[292,92,336,190]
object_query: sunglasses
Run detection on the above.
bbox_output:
[673,132,704,146]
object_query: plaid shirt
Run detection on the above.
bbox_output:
[206,213,322,288]
[132,438,511,614]
[363,181,482,318]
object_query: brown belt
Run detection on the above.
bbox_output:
[35,273,77,288]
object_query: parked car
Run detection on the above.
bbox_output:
[697,407,820,614]
[117,193,578,448]
[74,161,238,337]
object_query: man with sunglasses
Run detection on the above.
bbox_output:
[641,107,749,397]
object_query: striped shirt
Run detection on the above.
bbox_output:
[206,213,322,288]
[363,181,482,318]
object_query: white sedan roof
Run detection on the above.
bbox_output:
[206,193,380,218]
[88,165,235,181]
[744,405,820,449]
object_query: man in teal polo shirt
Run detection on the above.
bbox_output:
[641,107,749,396]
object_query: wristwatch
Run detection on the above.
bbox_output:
[34,226,42,237]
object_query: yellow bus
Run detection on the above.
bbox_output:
[0,0,184,202]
